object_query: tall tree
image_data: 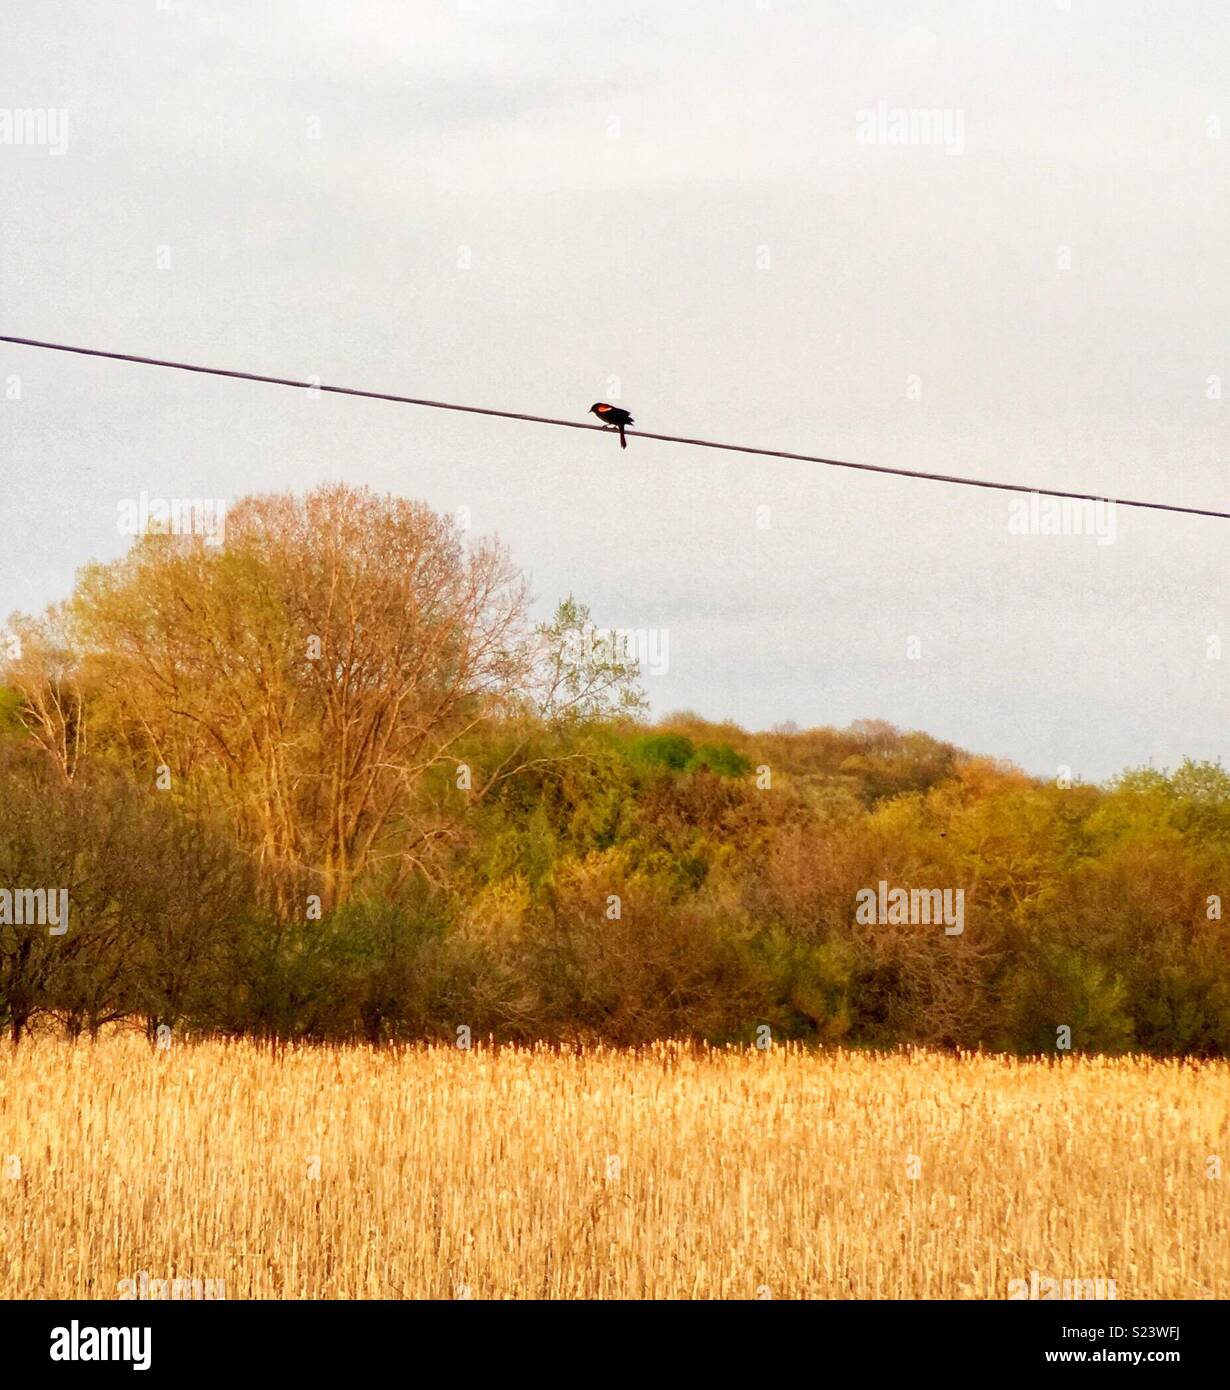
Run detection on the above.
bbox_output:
[70,485,530,912]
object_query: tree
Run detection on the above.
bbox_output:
[1,606,88,782]
[69,485,531,913]
[532,596,646,725]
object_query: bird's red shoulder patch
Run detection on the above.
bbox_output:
[594,403,611,413]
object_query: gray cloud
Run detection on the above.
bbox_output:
[2,0,1227,781]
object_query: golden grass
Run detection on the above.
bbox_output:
[1,1037,1227,1299]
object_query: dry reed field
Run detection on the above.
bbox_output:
[1,1037,1227,1300]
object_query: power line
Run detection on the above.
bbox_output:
[2,332,1227,521]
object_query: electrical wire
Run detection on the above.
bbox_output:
[2,333,1226,520]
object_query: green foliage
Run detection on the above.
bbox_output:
[627,733,750,779]
[0,686,20,734]
[689,743,751,778]
[630,732,695,770]
[1004,944,1136,1055]
[3,677,1229,1052]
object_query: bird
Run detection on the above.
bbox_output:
[589,402,634,449]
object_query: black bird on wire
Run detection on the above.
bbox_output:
[589,401,634,449]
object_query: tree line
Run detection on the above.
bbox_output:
[2,484,1227,1052]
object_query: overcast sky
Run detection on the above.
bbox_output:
[2,0,1227,781]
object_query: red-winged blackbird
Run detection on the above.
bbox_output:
[589,402,634,449]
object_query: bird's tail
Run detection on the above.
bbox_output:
[619,424,627,449]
